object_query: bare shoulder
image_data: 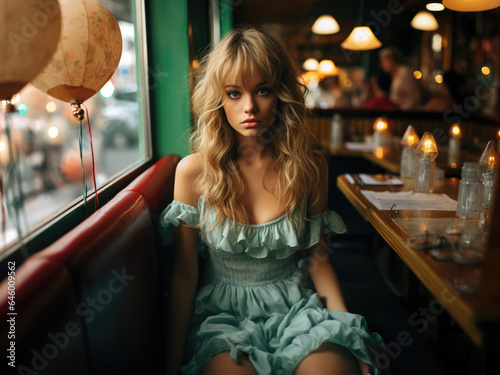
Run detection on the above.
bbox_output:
[174,153,202,206]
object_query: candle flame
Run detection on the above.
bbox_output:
[375,120,387,131]
[451,124,461,136]
[424,140,432,152]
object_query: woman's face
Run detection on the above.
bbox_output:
[222,68,278,142]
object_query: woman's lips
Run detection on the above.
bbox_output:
[242,119,260,128]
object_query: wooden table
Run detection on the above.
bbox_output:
[336,174,491,348]
[331,143,482,176]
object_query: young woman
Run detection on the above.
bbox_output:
[161,27,384,375]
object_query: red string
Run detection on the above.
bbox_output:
[83,104,99,210]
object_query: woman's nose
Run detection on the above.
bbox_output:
[244,95,258,113]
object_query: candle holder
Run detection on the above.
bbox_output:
[448,123,462,154]
[372,116,391,146]
[479,139,499,172]
[400,125,419,178]
[415,132,438,192]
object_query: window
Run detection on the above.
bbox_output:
[0,0,151,259]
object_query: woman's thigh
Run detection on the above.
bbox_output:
[201,352,257,375]
[293,342,361,375]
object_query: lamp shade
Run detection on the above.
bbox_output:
[312,15,340,35]
[0,0,61,100]
[302,58,319,71]
[32,0,122,104]
[411,11,439,31]
[426,3,445,11]
[415,132,438,161]
[400,125,420,148]
[341,27,382,51]
[443,0,500,12]
[317,60,338,76]
[479,140,499,171]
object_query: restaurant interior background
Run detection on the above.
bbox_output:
[210,2,500,373]
[1,1,499,374]
[228,0,500,117]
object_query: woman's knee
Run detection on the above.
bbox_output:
[293,342,361,375]
[201,352,257,375]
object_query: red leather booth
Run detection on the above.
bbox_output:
[0,154,180,374]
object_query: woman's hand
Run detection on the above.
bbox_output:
[357,358,372,375]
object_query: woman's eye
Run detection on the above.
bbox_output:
[227,91,240,99]
[258,88,271,95]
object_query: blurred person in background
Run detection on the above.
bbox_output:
[363,72,399,111]
[379,47,421,110]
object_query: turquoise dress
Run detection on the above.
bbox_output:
[160,197,385,375]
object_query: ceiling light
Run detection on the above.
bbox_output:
[426,3,445,11]
[442,0,500,12]
[411,11,439,31]
[303,58,319,71]
[341,0,382,51]
[312,15,340,35]
[341,27,382,51]
[317,60,338,76]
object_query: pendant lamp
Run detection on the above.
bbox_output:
[341,27,382,51]
[317,60,339,77]
[411,11,439,31]
[312,15,340,35]
[32,0,122,107]
[443,0,500,12]
[0,0,61,100]
[341,0,382,51]
[426,3,445,11]
[303,58,319,71]
[31,0,122,213]
[0,0,61,253]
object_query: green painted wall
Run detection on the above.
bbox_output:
[220,0,233,36]
[147,1,192,159]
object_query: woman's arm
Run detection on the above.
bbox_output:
[165,155,202,374]
[307,154,348,312]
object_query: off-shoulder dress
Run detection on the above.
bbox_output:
[160,196,384,375]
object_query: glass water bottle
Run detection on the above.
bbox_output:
[456,162,482,219]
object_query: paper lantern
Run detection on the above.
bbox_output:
[0,0,61,100]
[32,0,122,105]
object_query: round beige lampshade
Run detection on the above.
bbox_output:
[0,0,61,100]
[32,0,122,103]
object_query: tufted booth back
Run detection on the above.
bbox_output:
[0,155,180,374]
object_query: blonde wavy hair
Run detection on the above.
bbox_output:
[191,27,320,234]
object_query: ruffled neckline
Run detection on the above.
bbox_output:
[160,197,347,259]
